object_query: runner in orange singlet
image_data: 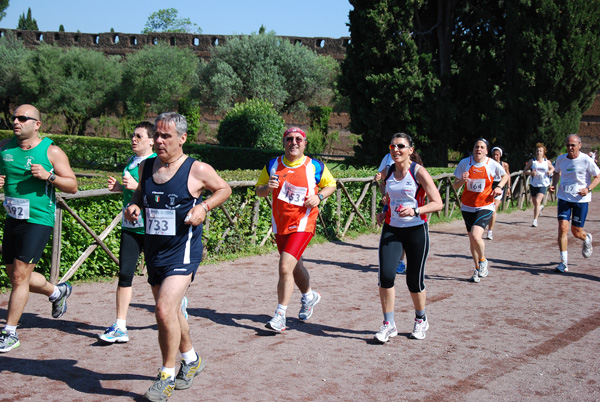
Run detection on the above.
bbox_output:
[453,139,508,283]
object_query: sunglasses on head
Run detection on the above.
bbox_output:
[389,143,410,150]
[12,115,38,123]
[285,136,305,144]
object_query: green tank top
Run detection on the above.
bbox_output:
[121,153,156,234]
[1,137,55,227]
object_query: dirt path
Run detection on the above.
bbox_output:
[1,198,600,401]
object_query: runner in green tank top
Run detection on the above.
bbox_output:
[0,104,78,354]
[99,122,157,344]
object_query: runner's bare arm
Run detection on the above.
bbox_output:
[184,161,232,226]
[42,145,77,194]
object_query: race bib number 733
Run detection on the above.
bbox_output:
[145,208,176,235]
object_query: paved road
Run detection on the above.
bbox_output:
[1,197,599,401]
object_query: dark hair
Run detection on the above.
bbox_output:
[410,151,424,166]
[134,121,155,138]
[390,132,413,147]
[474,138,490,152]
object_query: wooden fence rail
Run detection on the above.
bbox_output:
[3,170,541,284]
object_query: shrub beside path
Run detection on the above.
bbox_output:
[1,197,600,401]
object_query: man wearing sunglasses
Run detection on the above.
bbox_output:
[0,104,78,353]
[256,127,336,332]
[549,134,600,273]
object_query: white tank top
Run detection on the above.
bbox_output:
[530,159,551,187]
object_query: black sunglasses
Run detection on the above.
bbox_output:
[12,115,38,123]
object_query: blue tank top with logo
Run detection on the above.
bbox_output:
[140,156,203,268]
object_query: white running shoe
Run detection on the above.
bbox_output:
[471,269,480,283]
[410,318,429,340]
[582,233,593,258]
[375,321,398,343]
[540,205,544,216]
[478,260,489,278]
[532,219,538,227]
[486,231,493,240]
[266,312,286,332]
[555,262,568,273]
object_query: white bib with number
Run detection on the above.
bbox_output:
[122,207,144,229]
[562,183,578,195]
[145,208,176,236]
[467,179,486,193]
[3,197,30,220]
[277,181,307,207]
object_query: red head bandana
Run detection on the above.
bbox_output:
[283,127,306,139]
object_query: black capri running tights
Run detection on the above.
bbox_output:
[378,223,429,293]
[118,230,145,287]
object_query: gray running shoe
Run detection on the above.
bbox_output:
[181,296,189,320]
[478,260,489,278]
[471,269,480,283]
[266,312,286,332]
[0,330,20,353]
[51,282,72,318]
[555,262,568,273]
[410,318,429,340]
[175,353,206,390]
[144,371,175,402]
[375,321,398,343]
[582,233,593,258]
[299,290,321,321]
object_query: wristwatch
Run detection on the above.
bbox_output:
[413,207,420,216]
[47,173,57,183]
[318,193,324,201]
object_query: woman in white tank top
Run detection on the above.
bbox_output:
[524,143,554,227]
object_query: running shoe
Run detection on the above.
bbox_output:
[266,312,286,332]
[99,323,129,343]
[555,262,568,273]
[51,282,72,318]
[471,269,480,283]
[181,296,189,320]
[0,330,20,353]
[478,260,489,278]
[396,261,406,274]
[486,231,493,240]
[175,353,206,390]
[582,233,593,258]
[144,371,175,402]
[299,290,321,321]
[540,205,544,215]
[410,318,429,340]
[532,219,538,227]
[375,321,398,343]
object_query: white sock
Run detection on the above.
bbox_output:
[4,325,17,335]
[560,251,568,264]
[181,348,197,364]
[302,290,314,302]
[49,286,61,301]
[116,319,127,331]
[160,367,176,380]
[275,304,287,316]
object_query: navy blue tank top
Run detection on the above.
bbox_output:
[141,156,203,268]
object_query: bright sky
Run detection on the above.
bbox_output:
[1,0,352,38]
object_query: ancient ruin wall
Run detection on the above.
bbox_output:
[0,28,349,61]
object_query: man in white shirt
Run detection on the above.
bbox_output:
[550,134,600,272]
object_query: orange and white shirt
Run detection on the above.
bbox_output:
[454,156,506,212]
[257,155,336,235]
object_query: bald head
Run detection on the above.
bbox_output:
[14,104,41,121]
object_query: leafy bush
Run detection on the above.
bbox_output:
[178,97,201,143]
[217,99,285,149]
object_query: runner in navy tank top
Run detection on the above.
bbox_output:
[125,112,231,401]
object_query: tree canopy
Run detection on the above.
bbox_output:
[198,31,338,113]
[17,7,38,30]
[121,43,199,117]
[0,0,9,22]
[142,8,201,34]
[341,0,600,167]
[20,45,122,135]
